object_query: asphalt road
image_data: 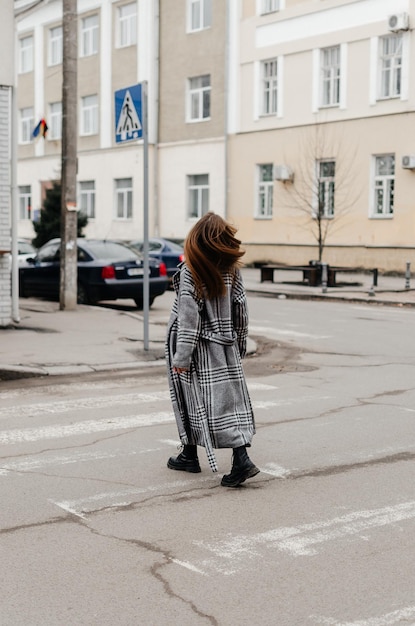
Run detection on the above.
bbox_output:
[1,295,415,625]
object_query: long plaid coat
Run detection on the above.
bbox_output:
[165,263,255,472]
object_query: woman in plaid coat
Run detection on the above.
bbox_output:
[166,212,259,487]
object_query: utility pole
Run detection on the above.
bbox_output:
[60,0,78,310]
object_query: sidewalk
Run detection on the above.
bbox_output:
[0,268,414,380]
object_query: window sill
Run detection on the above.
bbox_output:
[376,95,401,102]
[186,117,211,124]
[369,214,394,219]
[187,26,211,34]
[254,215,273,220]
[318,103,340,110]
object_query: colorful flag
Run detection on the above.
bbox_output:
[32,118,48,139]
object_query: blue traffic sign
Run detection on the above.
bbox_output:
[114,84,142,143]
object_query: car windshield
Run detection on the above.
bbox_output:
[86,241,141,261]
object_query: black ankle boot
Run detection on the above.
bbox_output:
[167,444,201,473]
[221,446,259,487]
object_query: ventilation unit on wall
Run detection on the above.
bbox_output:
[402,155,415,169]
[388,13,410,32]
[274,165,294,182]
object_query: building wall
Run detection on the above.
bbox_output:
[229,0,415,271]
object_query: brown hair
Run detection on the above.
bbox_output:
[184,212,245,299]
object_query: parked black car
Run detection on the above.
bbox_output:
[19,238,169,308]
[129,237,184,281]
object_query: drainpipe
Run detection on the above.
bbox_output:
[153,0,160,236]
[224,0,230,220]
[11,85,20,323]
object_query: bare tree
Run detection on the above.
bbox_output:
[279,122,361,262]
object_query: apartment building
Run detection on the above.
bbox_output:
[14,0,415,272]
[15,0,159,242]
[228,0,415,270]
[14,0,227,245]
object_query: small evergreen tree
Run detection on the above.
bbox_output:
[32,181,88,248]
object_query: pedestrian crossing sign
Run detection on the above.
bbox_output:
[115,84,143,143]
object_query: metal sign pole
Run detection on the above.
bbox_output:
[142,81,149,351]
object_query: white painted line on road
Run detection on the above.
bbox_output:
[250,325,331,340]
[312,604,415,625]
[0,412,174,445]
[0,376,168,400]
[193,500,415,574]
[51,476,217,517]
[0,445,167,476]
[260,463,291,478]
[171,559,208,576]
[0,390,171,421]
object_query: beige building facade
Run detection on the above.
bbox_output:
[229,0,415,271]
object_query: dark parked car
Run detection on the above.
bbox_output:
[129,237,184,281]
[19,238,169,308]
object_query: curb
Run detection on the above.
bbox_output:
[245,288,415,307]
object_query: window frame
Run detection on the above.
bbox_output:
[320,45,341,108]
[115,178,133,220]
[80,95,99,136]
[316,160,336,219]
[117,3,137,48]
[80,14,99,57]
[19,35,34,74]
[187,75,211,122]
[261,58,278,116]
[187,174,209,220]
[259,0,280,15]
[18,185,32,220]
[188,0,212,32]
[49,25,63,66]
[378,34,402,100]
[20,107,34,144]
[371,154,395,218]
[79,181,96,219]
[256,164,274,219]
[49,101,62,140]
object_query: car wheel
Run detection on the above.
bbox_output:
[77,282,90,305]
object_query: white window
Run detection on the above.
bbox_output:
[115,178,133,219]
[20,107,34,144]
[18,186,32,220]
[256,164,273,218]
[81,14,99,57]
[117,3,137,48]
[320,45,340,107]
[317,160,335,218]
[49,26,63,66]
[188,174,209,219]
[80,95,98,135]
[260,0,279,14]
[372,155,395,216]
[379,35,402,99]
[261,59,278,115]
[79,181,95,218]
[19,36,33,74]
[189,0,212,31]
[49,102,62,140]
[188,75,211,121]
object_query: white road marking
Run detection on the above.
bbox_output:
[0,376,167,400]
[0,446,166,476]
[171,559,208,576]
[260,463,291,478]
[312,605,415,625]
[0,390,171,421]
[0,412,174,445]
[192,500,415,574]
[51,476,217,517]
[250,325,331,340]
